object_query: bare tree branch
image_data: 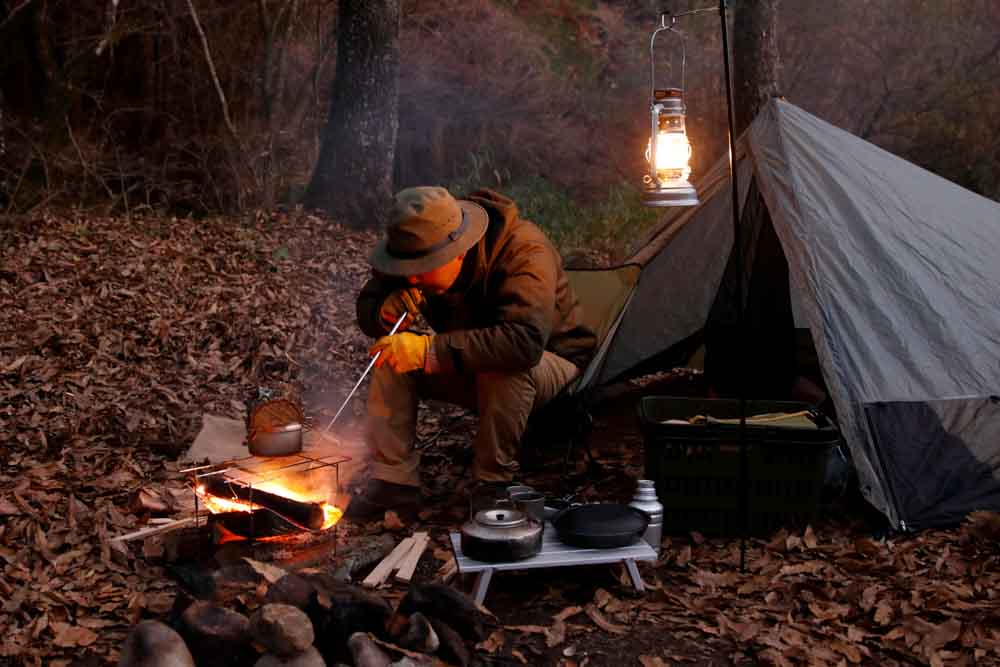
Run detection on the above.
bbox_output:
[184,0,239,143]
[0,0,37,32]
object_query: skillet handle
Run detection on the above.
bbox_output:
[548,502,581,525]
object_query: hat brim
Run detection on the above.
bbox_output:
[369,200,489,276]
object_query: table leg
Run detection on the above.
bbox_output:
[623,558,645,593]
[472,569,494,605]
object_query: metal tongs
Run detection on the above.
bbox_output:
[324,310,408,431]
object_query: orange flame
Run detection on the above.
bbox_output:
[196,482,342,530]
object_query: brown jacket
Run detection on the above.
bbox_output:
[357,189,596,374]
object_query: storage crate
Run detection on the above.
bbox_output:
[639,396,841,536]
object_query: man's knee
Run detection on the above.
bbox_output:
[475,369,535,412]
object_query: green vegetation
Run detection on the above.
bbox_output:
[449,152,661,261]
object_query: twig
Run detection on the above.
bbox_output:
[184,0,239,144]
[65,115,115,202]
[111,516,200,543]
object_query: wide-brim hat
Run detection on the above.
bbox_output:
[370,186,489,276]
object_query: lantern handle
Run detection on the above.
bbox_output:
[650,13,686,101]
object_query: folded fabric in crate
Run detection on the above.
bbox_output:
[663,410,819,429]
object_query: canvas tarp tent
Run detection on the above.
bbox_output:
[570,99,1000,531]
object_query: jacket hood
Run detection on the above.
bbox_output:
[465,188,519,228]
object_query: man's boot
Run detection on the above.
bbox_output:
[343,479,422,522]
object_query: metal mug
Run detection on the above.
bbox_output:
[506,485,534,497]
[470,486,512,517]
[509,491,545,522]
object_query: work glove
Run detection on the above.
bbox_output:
[378,288,425,331]
[371,332,431,374]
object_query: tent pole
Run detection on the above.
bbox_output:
[718,0,748,572]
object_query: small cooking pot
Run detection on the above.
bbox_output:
[551,504,650,549]
[248,422,303,457]
[460,508,543,562]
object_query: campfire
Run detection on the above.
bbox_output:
[186,452,348,544]
[195,482,342,530]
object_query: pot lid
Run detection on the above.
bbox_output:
[475,508,527,528]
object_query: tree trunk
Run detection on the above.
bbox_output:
[304,0,400,228]
[733,0,781,136]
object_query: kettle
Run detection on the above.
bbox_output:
[460,508,543,562]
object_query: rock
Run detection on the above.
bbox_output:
[118,620,195,667]
[254,646,326,667]
[250,604,315,657]
[426,616,469,667]
[396,584,486,641]
[179,601,252,666]
[264,573,316,609]
[304,575,391,663]
[347,632,391,667]
[399,613,438,654]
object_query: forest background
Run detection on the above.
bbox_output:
[2,0,998,259]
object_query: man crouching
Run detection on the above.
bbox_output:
[344,186,596,521]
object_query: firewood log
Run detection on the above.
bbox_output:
[200,477,325,530]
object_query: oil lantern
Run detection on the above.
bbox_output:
[642,15,699,207]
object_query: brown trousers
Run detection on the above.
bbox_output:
[366,351,580,486]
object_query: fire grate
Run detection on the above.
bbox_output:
[181,451,350,548]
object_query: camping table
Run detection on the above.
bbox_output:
[449,523,657,604]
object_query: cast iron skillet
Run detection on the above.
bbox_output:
[551,503,650,549]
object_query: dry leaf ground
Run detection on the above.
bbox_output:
[1,212,998,666]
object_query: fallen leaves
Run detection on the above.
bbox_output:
[2,212,998,665]
[51,624,98,648]
[476,629,505,654]
[0,211,377,663]
[583,605,628,635]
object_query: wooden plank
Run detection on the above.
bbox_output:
[362,536,414,588]
[394,532,429,583]
[111,517,199,543]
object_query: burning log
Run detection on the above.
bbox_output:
[199,476,326,530]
